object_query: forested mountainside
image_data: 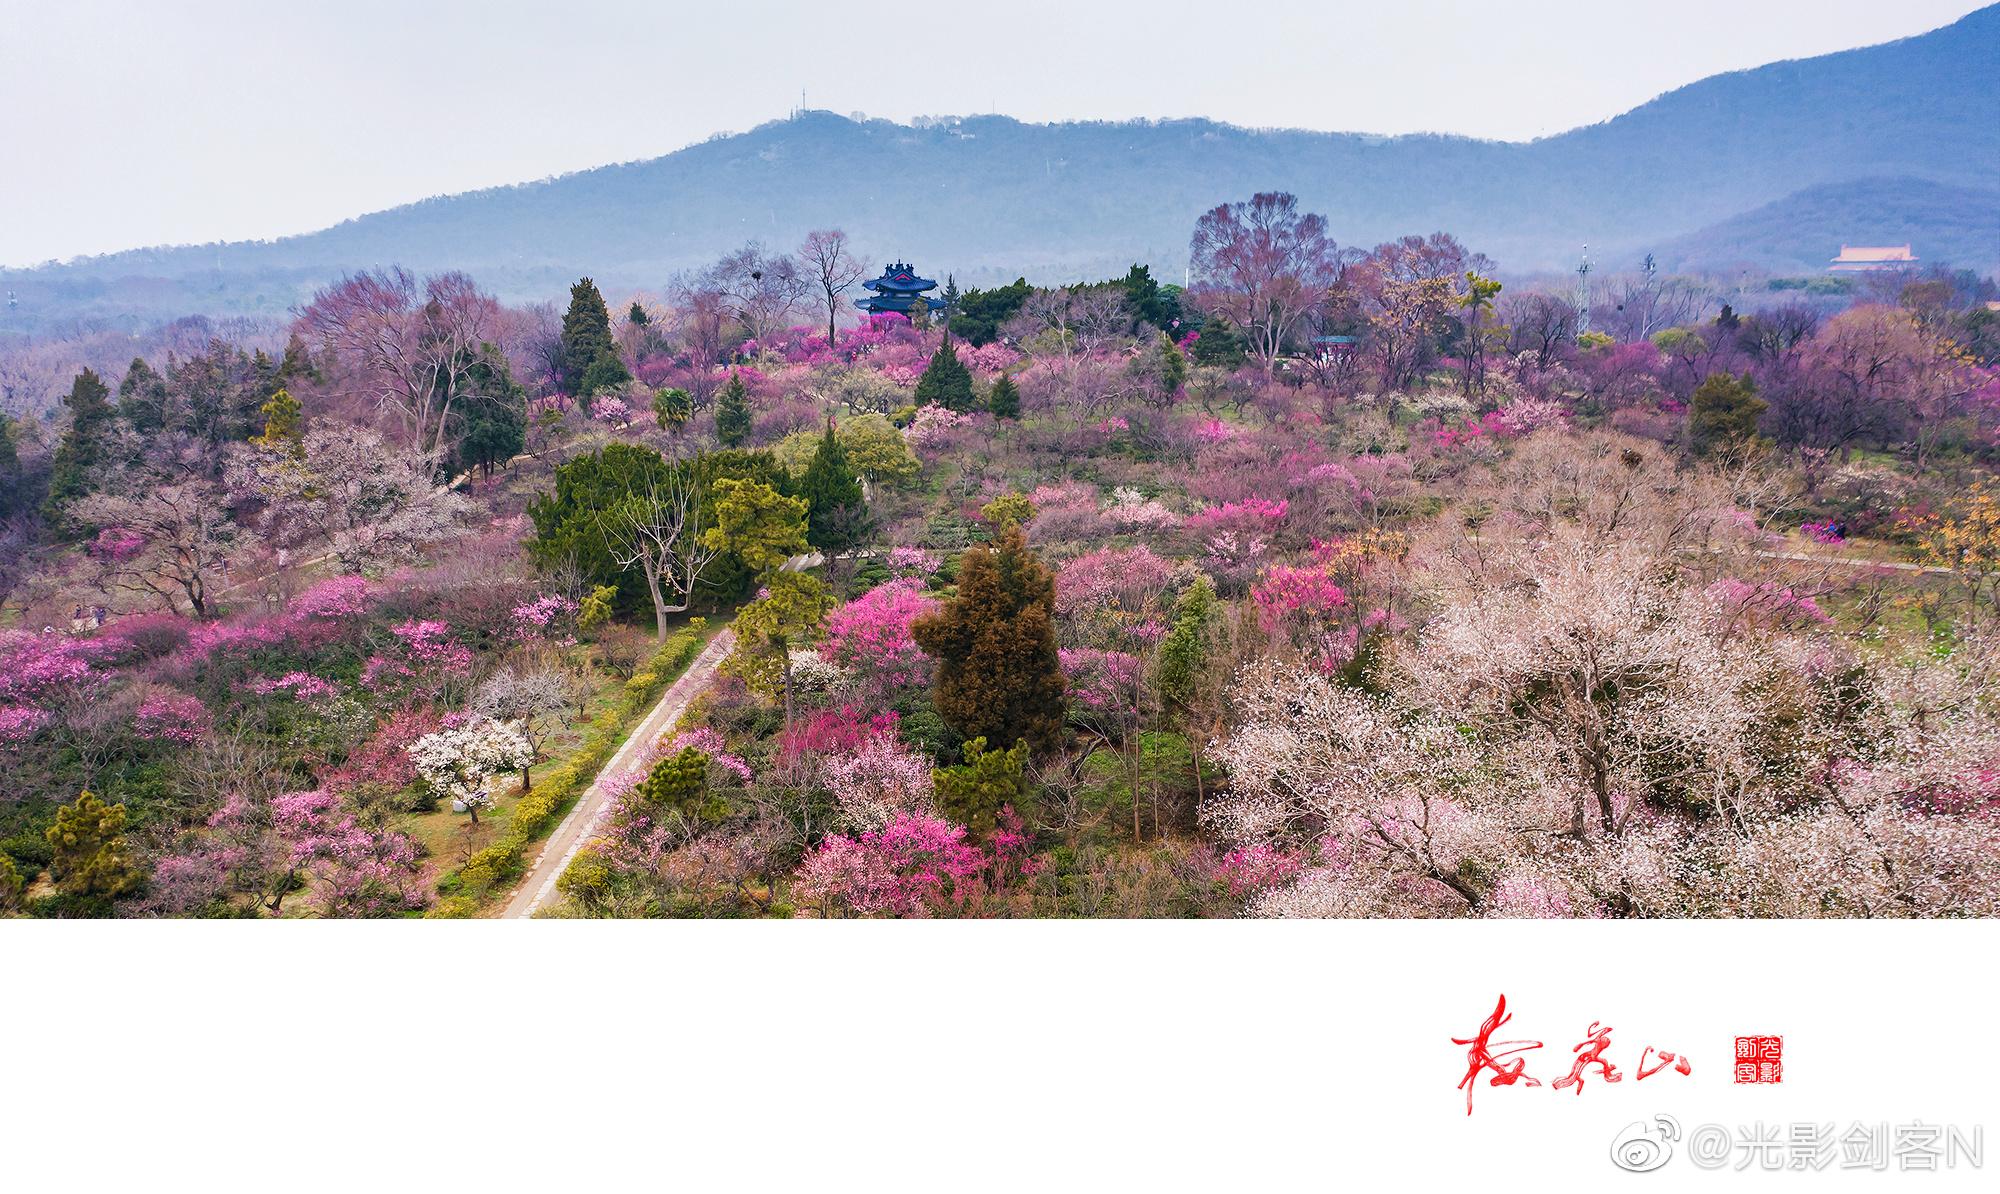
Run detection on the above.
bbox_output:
[4,4,1997,330]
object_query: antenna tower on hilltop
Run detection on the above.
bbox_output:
[1575,245,1593,335]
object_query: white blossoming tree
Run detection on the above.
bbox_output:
[1213,528,2000,919]
[407,719,534,824]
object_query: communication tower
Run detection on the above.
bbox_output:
[1575,245,1593,335]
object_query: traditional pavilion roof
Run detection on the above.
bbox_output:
[857,262,946,313]
[863,263,938,294]
[1828,244,1919,272]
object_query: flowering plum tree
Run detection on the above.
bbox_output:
[407,718,533,824]
[792,811,986,918]
[268,789,430,916]
[823,736,936,832]
[1216,529,2000,919]
[823,578,933,695]
[363,619,475,705]
[1188,192,1343,375]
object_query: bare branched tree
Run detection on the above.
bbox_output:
[75,481,236,615]
[798,229,872,352]
[703,243,810,346]
[1188,192,1344,375]
[599,470,723,642]
[665,282,733,407]
[296,268,501,478]
[1596,273,1714,341]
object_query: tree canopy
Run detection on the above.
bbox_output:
[911,522,1067,755]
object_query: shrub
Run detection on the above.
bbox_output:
[624,672,660,708]
[46,792,143,900]
[932,737,1027,841]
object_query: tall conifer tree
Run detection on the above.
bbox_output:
[911,522,1066,755]
[913,333,975,412]
[799,418,868,552]
[986,373,1021,420]
[560,277,628,396]
[0,412,22,521]
[41,368,115,532]
[715,371,752,448]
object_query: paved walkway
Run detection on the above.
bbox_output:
[498,629,736,919]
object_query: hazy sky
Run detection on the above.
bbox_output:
[1,0,1987,267]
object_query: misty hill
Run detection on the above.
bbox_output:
[1653,176,2000,276]
[5,3,1998,330]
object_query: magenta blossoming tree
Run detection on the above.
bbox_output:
[363,619,475,705]
[791,811,987,918]
[822,578,934,695]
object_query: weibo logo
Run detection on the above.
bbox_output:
[1611,1113,1683,1172]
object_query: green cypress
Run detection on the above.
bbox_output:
[715,371,752,448]
[561,277,627,396]
[41,368,116,532]
[986,373,1021,420]
[913,333,975,413]
[799,419,867,552]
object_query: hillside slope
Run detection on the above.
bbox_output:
[5,4,1997,328]
[1652,176,2000,276]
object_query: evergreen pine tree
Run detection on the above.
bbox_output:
[0,412,17,483]
[912,333,975,413]
[41,368,115,532]
[576,348,632,399]
[910,521,1066,755]
[628,301,650,326]
[799,418,868,552]
[451,348,529,477]
[986,373,1021,420]
[636,747,728,825]
[1121,263,1166,328]
[941,274,961,314]
[932,737,1026,841]
[1689,371,1768,456]
[0,853,21,915]
[117,357,169,433]
[277,332,317,386]
[0,412,22,522]
[251,388,306,458]
[46,791,142,900]
[1191,314,1245,368]
[560,277,625,395]
[715,371,752,447]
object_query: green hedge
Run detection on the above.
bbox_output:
[445,625,705,899]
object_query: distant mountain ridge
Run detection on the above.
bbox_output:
[5,4,1997,329]
[1656,176,2000,276]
